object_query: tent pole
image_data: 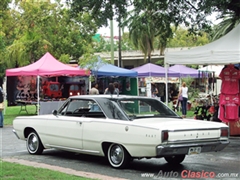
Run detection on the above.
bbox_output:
[165,62,168,105]
[37,75,40,115]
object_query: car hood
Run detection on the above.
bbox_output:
[132,118,227,130]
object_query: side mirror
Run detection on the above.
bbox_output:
[52,110,58,116]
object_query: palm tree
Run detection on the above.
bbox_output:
[211,12,240,41]
[128,14,155,63]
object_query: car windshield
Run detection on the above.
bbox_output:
[70,85,79,91]
[117,98,178,120]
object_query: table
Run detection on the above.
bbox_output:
[16,100,38,114]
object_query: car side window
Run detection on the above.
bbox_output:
[60,99,105,118]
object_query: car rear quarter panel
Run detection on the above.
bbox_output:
[82,119,161,157]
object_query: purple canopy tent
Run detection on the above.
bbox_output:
[169,64,200,78]
[132,63,179,77]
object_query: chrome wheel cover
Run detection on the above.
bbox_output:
[110,144,124,165]
[28,133,39,152]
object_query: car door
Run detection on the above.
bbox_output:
[44,99,89,150]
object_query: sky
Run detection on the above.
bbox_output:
[97,20,121,36]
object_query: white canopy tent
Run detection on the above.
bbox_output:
[165,23,240,65]
[164,24,240,103]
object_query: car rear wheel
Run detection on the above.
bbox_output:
[107,143,129,168]
[26,131,44,155]
[164,155,185,164]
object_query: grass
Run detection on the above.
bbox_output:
[0,161,93,180]
[3,102,37,126]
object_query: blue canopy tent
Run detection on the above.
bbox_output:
[90,56,138,77]
[91,63,138,77]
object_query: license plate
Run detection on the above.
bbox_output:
[188,147,201,155]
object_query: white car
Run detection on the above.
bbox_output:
[13,95,229,168]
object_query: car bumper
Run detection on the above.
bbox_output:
[156,140,229,156]
[12,129,20,139]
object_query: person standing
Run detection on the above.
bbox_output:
[104,83,116,95]
[0,86,4,128]
[89,82,99,95]
[151,83,159,98]
[178,82,188,118]
[113,82,119,95]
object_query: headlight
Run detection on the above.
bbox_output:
[70,92,73,95]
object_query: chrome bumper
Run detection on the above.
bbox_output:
[156,140,229,156]
[12,129,20,139]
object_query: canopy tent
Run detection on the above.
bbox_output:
[6,52,89,115]
[132,63,179,77]
[91,64,138,77]
[90,56,138,77]
[169,64,200,78]
[198,65,224,77]
[6,52,88,76]
[164,24,240,104]
[165,23,240,65]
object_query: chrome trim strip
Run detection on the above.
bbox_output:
[167,138,220,144]
[45,144,100,154]
[167,128,221,132]
[12,129,20,139]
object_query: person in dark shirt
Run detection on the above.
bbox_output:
[104,83,117,95]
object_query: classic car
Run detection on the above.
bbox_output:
[12,95,229,168]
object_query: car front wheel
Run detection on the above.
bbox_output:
[107,143,129,168]
[164,155,185,164]
[26,131,44,155]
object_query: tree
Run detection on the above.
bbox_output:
[166,27,210,48]
[210,12,240,40]
[69,0,240,37]
[67,0,131,28]
[128,14,155,63]
[3,0,98,69]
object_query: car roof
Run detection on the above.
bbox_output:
[69,95,152,100]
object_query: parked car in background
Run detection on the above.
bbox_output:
[12,95,229,168]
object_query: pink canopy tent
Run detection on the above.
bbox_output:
[6,52,89,76]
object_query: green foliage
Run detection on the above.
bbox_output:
[126,13,156,63]
[167,27,210,48]
[68,0,130,27]
[210,13,240,41]
[2,1,97,70]
[59,54,71,64]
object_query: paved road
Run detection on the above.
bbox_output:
[1,126,240,180]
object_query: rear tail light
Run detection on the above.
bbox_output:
[220,128,229,137]
[162,131,169,142]
[69,92,73,96]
